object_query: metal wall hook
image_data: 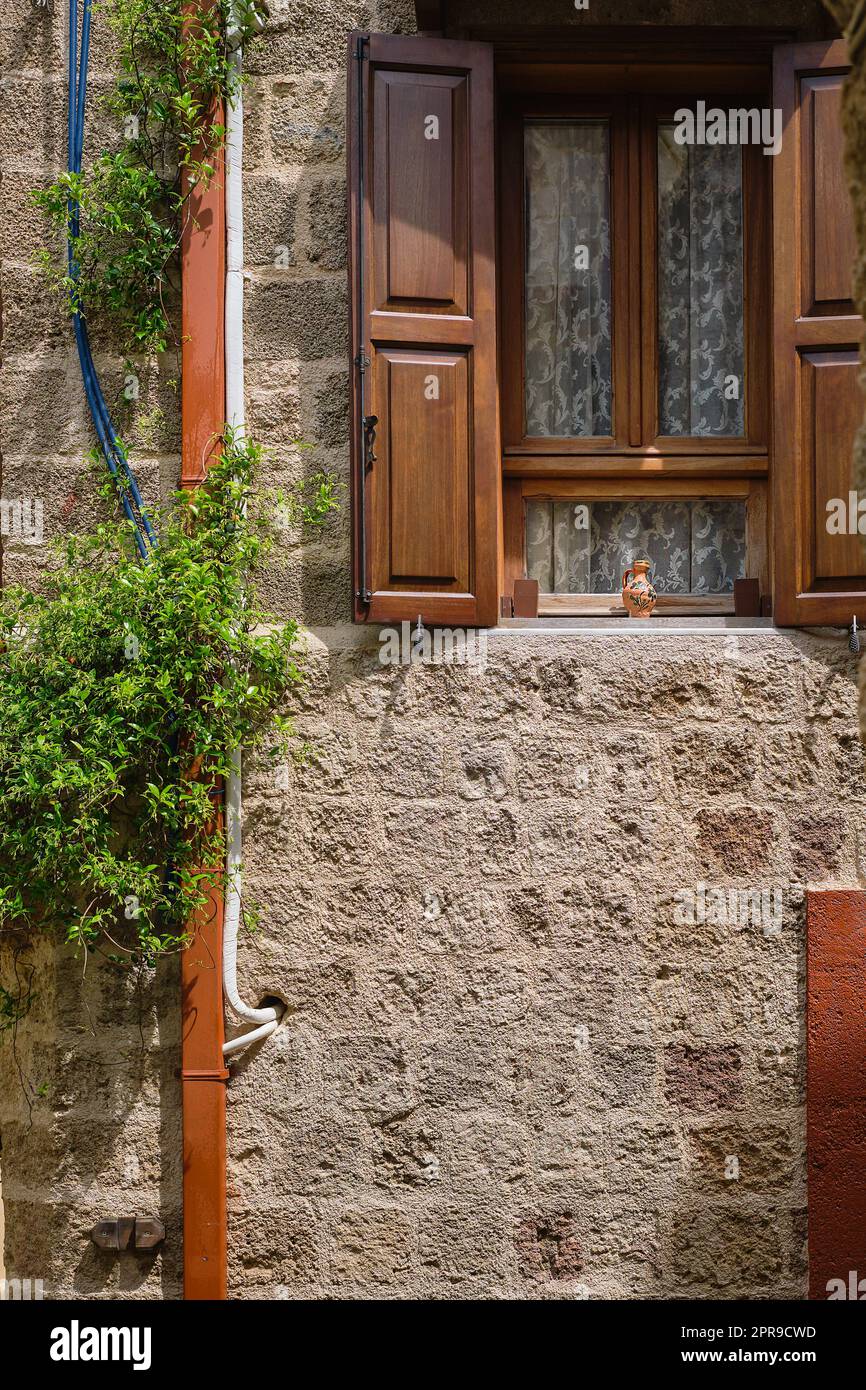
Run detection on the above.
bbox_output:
[849,616,860,655]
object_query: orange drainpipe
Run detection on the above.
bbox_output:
[179,6,228,1298]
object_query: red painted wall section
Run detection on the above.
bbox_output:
[807,890,866,1299]
[180,130,225,487]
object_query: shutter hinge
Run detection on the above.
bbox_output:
[354,351,371,372]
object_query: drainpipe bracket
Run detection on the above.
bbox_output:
[91,1216,166,1252]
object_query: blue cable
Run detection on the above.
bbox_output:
[67,0,156,558]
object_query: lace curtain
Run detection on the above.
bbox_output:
[657,126,745,436]
[524,121,613,437]
[525,499,746,595]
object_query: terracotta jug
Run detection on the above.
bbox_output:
[622,560,658,619]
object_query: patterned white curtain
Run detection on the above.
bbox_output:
[525,499,746,595]
[524,121,613,437]
[657,126,745,437]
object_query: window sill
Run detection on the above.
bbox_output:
[496,615,775,633]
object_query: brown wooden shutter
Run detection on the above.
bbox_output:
[773,38,866,627]
[348,32,500,626]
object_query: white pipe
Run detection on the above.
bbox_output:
[222,1015,280,1057]
[222,21,283,1057]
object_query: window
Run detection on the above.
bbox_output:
[349,32,866,630]
[499,87,769,615]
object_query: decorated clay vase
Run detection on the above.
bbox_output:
[621,560,658,619]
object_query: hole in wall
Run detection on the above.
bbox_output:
[258,992,290,1027]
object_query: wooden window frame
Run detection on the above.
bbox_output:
[499,96,630,456]
[503,477,768,618]
[498,60,773,617]
[499,86,771,470]
[639,96,771,458]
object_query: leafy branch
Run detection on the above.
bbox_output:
[32,0,264,355]
[0,433,336,962]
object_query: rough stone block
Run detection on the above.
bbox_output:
[1,263,68,353]
[455,959,529,1027]
[247,3,374,76]
[270,77,345,164]
[514,1212,583,1284]
[242,79,270,169]
[418,1034,519,1113]
[450,1110,530,1187]
[453,741,513,802]
[227,1201,321,1292]
[694,807,775,875]
[245,277,347,361]
[664,1043,743,1112]
[667,1207,784,1293]
[524,797,585,874]
[372,1117,441,1189]
[325,1037,415,1123]
[330,1207,414,1286]
[790,811,845,881]
[372,732,445,798]
[253,1108,368,1199]
[668,727,758,796]
[759,728,822,797]
[608,1117,683,1193]
[687,1123,796,1193]
[533,1114,606,1190]
[0,3,66,74]
[313,368,351,446]
[419,1205,510,1287]
[0,74,66,175]
[307,174,347,269]
[243,173,299,266]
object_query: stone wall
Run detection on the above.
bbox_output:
[3,0,865,1301]
[231,0,860,1300]
[229,625,862,1298]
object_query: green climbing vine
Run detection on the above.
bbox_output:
[0,437,334,964]
[34,0,264,355]
[0,2,336,999]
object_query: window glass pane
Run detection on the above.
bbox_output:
[657,125,745,436]
[525,499,746,595]
[590,500,692,594]
[524,120,612,437]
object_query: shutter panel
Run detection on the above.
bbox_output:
[772,39,866,627]
[348,33,500,626]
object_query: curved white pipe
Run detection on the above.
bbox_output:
[224,746,277,1030]
[222,1015,280,1057]
[222,21,283,1057]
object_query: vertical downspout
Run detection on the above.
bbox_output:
[179,1,229,1301]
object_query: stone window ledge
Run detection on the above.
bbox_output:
[496,616,777,634]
